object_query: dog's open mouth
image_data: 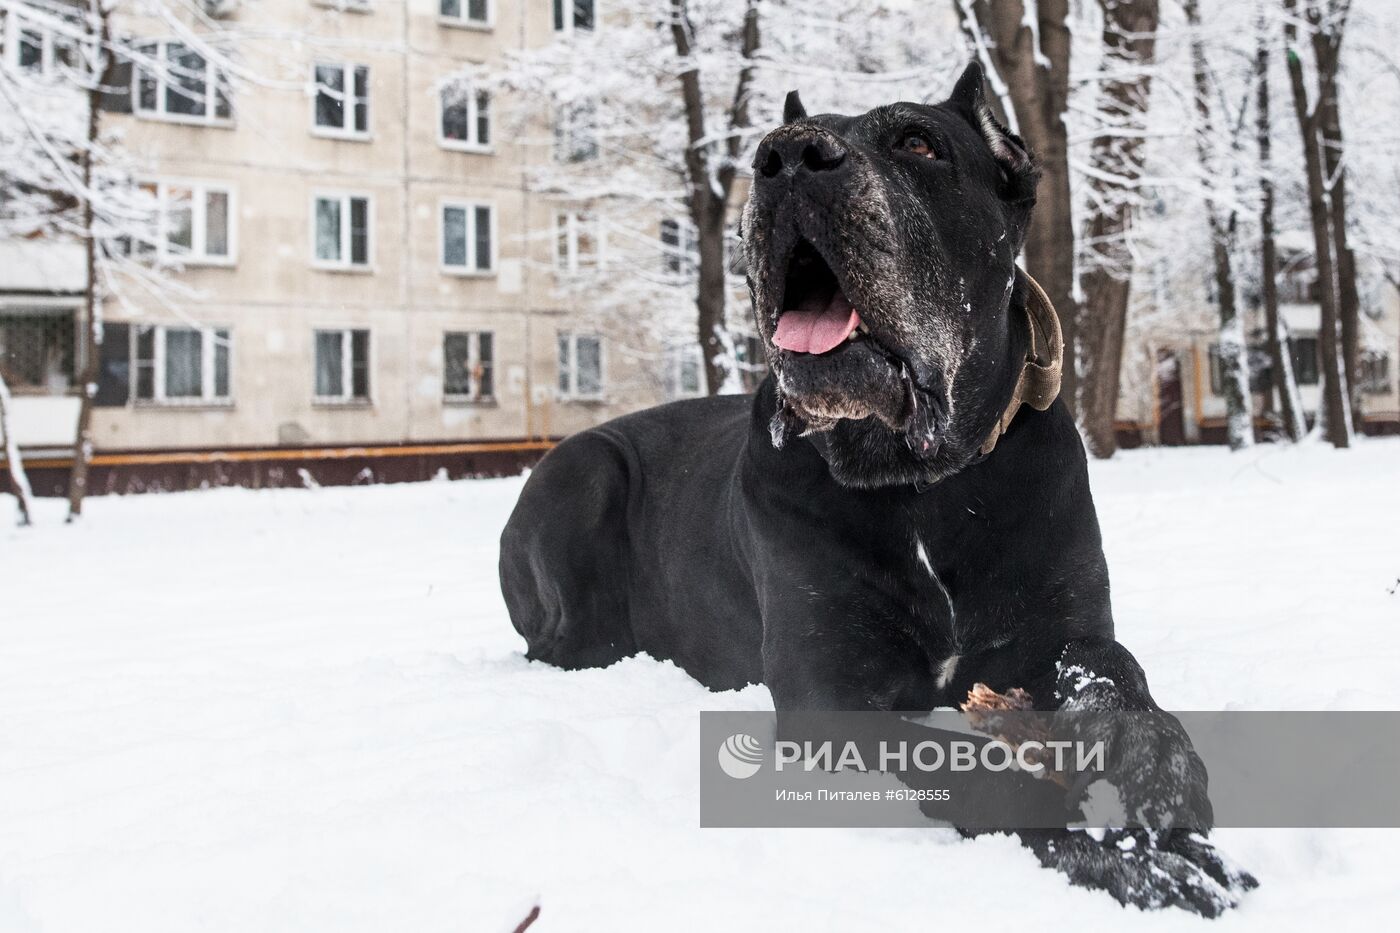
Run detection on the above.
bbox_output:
[765,236,947,452]
[774,239,869,355]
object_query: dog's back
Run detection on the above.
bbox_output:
[499,393,764,687]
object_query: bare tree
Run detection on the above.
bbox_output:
[493,1,952,398]
[670,0,760,393]
[66,0,114,521]
[955,0,1080,416]
[1311,6,1361,420]
[1255,1,1307,441]
[1077,0,1160,458]
[1184,0,1255,450]
[490,0,770,395]
[0,369,35,525]
[1,0,256,517]
[1282,0,1353,447]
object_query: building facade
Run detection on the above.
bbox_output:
[2,0,711,493]
[1112,234,1400,446]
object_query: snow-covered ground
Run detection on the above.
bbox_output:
[3,440,1399,931]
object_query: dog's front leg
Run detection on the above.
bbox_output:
[1053,637,1212,829]
[1021,637,1257,916]
[760,602,931,713]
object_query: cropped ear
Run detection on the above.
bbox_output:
[948,62,1037,202]
[949,60,985,111]
[783,90,807,124]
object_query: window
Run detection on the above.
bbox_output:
[313,62,370,137]
[440,0,490,26]
[2,12,75,77]
[557,332,602,399]
[1360,351,1391,395]
[441,201,494,274]
[133,325,231,404]
[553,0,595,32]
[134,181,235,264]
[665,343,703,399]
[314,194,372,269]
[135,40,232,124]
[1207,343,1270,396]
[439,83,491,149]
[0,310,76,392]
[1290,336,1320,387]
[444,331,494,400]
[1279,266,1319,304]
[555,211,601,273]
[734,334,766,392]
[554,99,598,162]
[313,328,371,402]
[660,217,698,277]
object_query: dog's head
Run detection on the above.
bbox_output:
[742,62,1041,488]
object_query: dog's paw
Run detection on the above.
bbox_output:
[1026,828,1258,918]
[1054,673,1212,831]
[1064,709,1213,832]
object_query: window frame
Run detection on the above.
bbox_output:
[734,334,767,393]
[442,330,495,402]
[310,192,374,271]
[557,330,604,401]
[1290,335,1320,387]
[554,210,603,274]
[553,0,597,34]
[0,305,80,395]
[437,82,492,152]
[136,178,238,266]
[438,0,493,29]
[665,342,704,400]
[439,199,496,276]
[311,61,371,140]
[659,216,698,277]
[132,39,233,127]
[1360,350,1391,396]
[1206,342,1270,397]
[312,327,373,405]
[132,323,233,406]
[1,11,73,77]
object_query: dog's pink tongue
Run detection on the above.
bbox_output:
[774,294,861,355]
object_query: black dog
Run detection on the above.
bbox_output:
[500,63,1255,915]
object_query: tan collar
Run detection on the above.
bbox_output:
[978,270,1064,456]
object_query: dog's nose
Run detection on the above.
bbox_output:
[755,130,847,179]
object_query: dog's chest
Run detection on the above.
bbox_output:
[903,529,1013,670]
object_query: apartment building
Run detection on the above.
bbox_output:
[2,0,710,493]
[1113,233,1400,446]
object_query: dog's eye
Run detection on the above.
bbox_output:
[899,133,936,158]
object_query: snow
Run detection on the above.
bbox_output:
[4,440,1400,930]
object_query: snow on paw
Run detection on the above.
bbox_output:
[1029,828,1255,918]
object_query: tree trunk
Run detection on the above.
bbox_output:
[1283,0,1351,447]
[1077,0,1160,459]
[1256,5,1306,441]
[1313,22,1361,420]
[0,371,35,526]
[1185,0,1253,450]
[959,0,1081,418]
[696,202,731,394]
[670,0,760,395]
[1329,163,1361,417]
[1211,223,1255,450]
[67,4,111,519]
